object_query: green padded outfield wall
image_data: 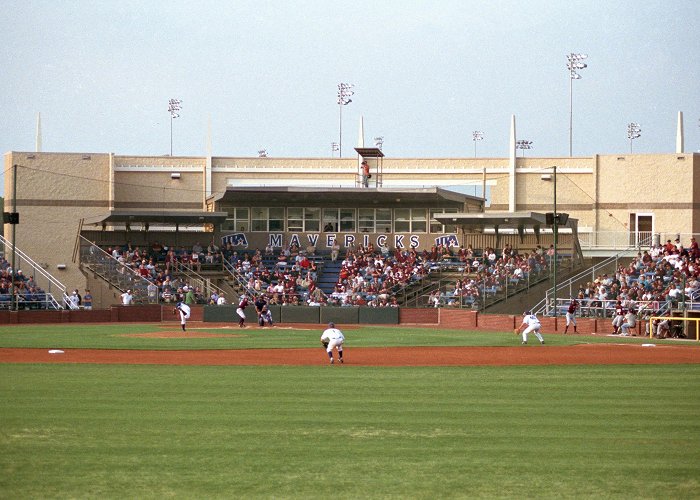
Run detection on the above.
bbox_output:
[203,305,237,323]
[204,305,397,325]
[358,306,399,324]
[321,306,359,325]
[203,305,282,324]
[280,306,321,324]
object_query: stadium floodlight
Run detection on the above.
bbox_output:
[516,139,533,157]
[258,149,268,158]
[168,98,182,156]
[627,122,641,153]
[337,83,354,158]
[472,131,484,157]
[566,53,588,156]
[374,136,384,150]
[331,142,339,157]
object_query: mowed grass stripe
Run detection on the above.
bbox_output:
[0,323,689,349]
[1,364,698,498]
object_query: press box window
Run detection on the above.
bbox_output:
[222,207,249,232]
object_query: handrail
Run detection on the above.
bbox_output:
[532,246,640,316]
[223,259,262,299]
[548,297,672,324]
[0,234,67,298]
[177,262,228,301]
[0,292,61,310]
[78,235,156,303]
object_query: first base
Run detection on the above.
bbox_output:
[48,349,65,354]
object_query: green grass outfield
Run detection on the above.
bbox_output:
[0,323,690,350]
[1,324,699,499]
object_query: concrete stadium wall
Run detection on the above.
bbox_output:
[0,304,680,337]
[0,304,163,324]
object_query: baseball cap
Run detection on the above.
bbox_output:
[523,310,530,316]
[328,322,335,328]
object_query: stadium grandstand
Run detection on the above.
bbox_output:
[2,113,700,322]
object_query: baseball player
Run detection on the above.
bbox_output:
[612,300,625,334]
[320,322,345,364]
[516,310,545,345]
[258,305,274,327]
[254,294,268,324]
[174,301,191,332]
[236,295,249,328]
[619,308,638,336]
[564,298,579,334]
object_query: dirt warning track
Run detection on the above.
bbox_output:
[1,344,699,366]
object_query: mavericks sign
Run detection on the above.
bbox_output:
[221,232,460,250]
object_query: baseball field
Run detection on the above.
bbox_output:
[1,322,699,498]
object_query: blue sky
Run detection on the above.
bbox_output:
[1,0,699,172]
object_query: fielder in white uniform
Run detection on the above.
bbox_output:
[320,322,345,364]
[517,311,545,345]
[174,302,191,332]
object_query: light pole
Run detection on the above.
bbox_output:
[472,131,484,157]
[337,83,354,158]
[516,139,533,157]
[10,164,18,311]
[566,53,587,156]
[627,122,641,153]
[552,165,558,318]
[168,98,182,156]
[374,136,384,150]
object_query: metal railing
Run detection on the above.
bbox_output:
[177,262,229,303]
[547,297,670,319]
[532,247,640,316]
[222,259,264,299]
[407,261,552,309]
[577,231,700,251]
[0,234,65,310]
[79,236,155,304]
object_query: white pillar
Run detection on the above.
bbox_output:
[676,111,684,154]
[205,116,212,199]
[35,112,42,152]
[108,153,115,211]
[357,116,365,187]
[509,114,516,212]
[357,115,365,148]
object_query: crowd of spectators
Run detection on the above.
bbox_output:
[88,238,559,308]
[88,235,700,313]
[326,244,427,307]
[427,243,551,307]
[571,236,700,317]
[0,256,52,309]
[97,240,224,305]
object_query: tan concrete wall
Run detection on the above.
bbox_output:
[3,150,698,308]
[595,154,695,234]
[114,171,204,210]
[694,155,700,234]
[4,152,112,300]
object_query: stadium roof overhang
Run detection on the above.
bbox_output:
[434,211,583,261]
[433,211,555,231]
[82,210,229,227]
[210,187,484,209]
